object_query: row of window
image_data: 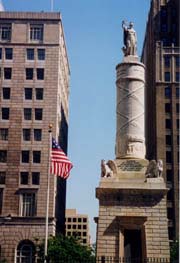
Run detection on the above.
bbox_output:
[66,232,87,243]
[0,67,44,80]
[0,48,45,61]
[66,224,87,230]
[0,171,40,185]
[165,135,179,145]
[164,56,180,68]
[66,217,87,223]
[166,151,179,164]
[165,103,179,113]
[165,87,179,98]
[164,71,180,82]
[1,87,43,100]
[1,108,43,121]
[0,24,43,42]
[0,128,42,141]
[166,170,179,183]
[165,119,179,130]
[0,150,41,163]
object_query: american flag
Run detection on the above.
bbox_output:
[51,138,73,179]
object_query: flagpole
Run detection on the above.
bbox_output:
[44,124,52,263]
[51,0,53,12]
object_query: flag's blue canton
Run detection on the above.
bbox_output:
[52,138,61,150]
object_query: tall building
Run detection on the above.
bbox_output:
[141,0,179,242]
[65,209,90,246]
[0,11,70,262]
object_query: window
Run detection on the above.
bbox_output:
[83,239,87,244]
[0,189,3,214]
[0,24,11,41]
[26,49,34,60]
[83,232,87,236]
[35,108,43,120]
[35,88,43,100]
[0,171,6,184]
[165,119,171,129]
[177,135,179,145]
[0,151,7,162]
[16,240,35,263]
[73,218,76,222]
[78,225,81,229]
[24,108,32,120]
[165,87,171,98]
[177,152,179,163]
[177,119,179,130]
[175,57,180,68]
[164,72,170,82]
[2,108,9,120]
[36,68,44,80]
[34,129,42,141]
[67,218,71,222]
[166,135,172,146]
[33,151,41,163]
[20,172,29,185]
[26,68,33,80]
[176,88,180,98]
[32,172,40,185]
[4,68,12,79]
[161,23,167,32]
[24,88,32,100]
[0,128,8,140]
[176,104,179,113]
[83,218,87,223]
[23,129,31,141]
[37,49,45,60]
[165,103,171,113]
[5,48,13,60]
[20,193,36,217]
[30,24,43,42]
[73,225,76,229]
[166,151,172,163]
[164,56,170,67]
[175,72,180,82]
[2,87,10,99]
[78,218,82,223]
[67,225,71,229]
[0,48,2,59]
[166,170,172,182]
[83,225,87,229]
[21,151,29,163]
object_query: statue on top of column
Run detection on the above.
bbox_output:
[122,20,137,56]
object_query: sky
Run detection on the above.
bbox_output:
[3,0,151,243]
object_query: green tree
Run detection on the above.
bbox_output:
[170,239,179,262]
[37,235,95,262]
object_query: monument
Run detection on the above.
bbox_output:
[95,21,170,262]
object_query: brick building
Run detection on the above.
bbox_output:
[65,209,90,246]
[0,11,70,262]
[141,0,179,242]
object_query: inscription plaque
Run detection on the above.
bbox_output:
[118,160,143,171]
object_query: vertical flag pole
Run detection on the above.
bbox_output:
[44,124,52,263]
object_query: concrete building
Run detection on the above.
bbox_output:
[141,0,179,242]
[0,11,70,262]
[65,209,90,246]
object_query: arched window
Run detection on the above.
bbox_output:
[16,240,35,263]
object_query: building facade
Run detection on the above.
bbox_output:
[65,209,90,246]
[141,0,179,242]
[0,12,70,262]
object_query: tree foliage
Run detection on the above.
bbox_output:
[170,239,179,261]
[37,235,95,262]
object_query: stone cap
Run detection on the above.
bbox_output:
[0,11,61,21]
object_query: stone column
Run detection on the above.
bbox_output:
[115,57,146,159]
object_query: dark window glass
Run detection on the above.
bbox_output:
[176,104,179,113]
[165,119,171,129]
[2,108,9,120]
[24,88,32,100]
[83,225,87,229]
[24,108,32,120]
[175,57,180,68]
[165,103,171,113]
[0,128,8,140]
[21,151,29,163]
[26,68,33,80]
[172,24,176,33]
[83,239,86,244]
[165,87,171,98]
[161,7,167,17]
[176,88,180,98]
[30,25,43,41]
[164,56,170,67]
[2,87,10,99]
[177,135,179,145]
[83,218,87,223]
[4,68,12,79]
[161,23,167,32]
[167,208,174,220]
[33,151,41,163]
[166,135,172,146]
[178,152,179,163]
[35,88,43,100]
[37,49,45,60]
[166,170,172,181]
[175,72,180,82]
[83,232,87,236]
[0,151,7,162]
[34,129,42,141]
[0,48,2,59]
[35,109,43,120]
[78,218,81,223]
[73,225,76,229]
[0,171,6,184]
[0,24,11,41]
[165,72,170,82]
[67,225,71,229]
[67,218,71,222]
[23,129,31,141]
[177,119,179,129]
[0,189,3,213]
[166,151,172,163]
[20,172,29,185]
[36,68,44,80]
[78,225,81,229]
[5,48,13,60]
[21,193,36,217]
[26,49,34,60]
[32,172,40,185]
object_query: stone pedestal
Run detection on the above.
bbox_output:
[96,159,170,260]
